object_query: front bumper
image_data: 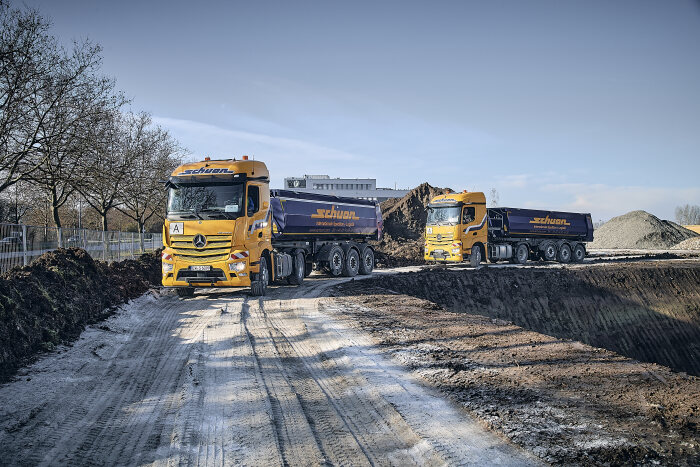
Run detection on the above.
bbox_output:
[424,246,464,262]
[162,258,252,288]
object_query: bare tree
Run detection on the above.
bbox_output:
[0,1,56,191]
[116,112,182,249]
[75,111,132,231]
[488,188,500,207]
[30,43,125,239]
[675,204,700,225]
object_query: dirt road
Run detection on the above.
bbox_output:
[0,277,537,466]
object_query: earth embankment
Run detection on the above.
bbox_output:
[0,248,161,381]
[332,260,700,465]
[344,261,700,376]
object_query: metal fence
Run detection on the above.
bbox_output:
[0,223,163,273]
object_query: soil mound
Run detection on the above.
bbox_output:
[590,210,698,249]
[372,183,451,267]
[0,248,162,381]
[381,182,451,240]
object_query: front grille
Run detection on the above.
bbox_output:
[171,234,231,262]
[426,232,454,246]
[177,268,226,282]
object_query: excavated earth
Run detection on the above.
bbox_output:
[371,183,450,267]
[0,248,161,381]
[331,260,700,466]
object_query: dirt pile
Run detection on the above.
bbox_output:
[0,248,162,381]
[331,260,700,465]
[373,183,451,267]
[590,210,698,249]
[673,237,700,250]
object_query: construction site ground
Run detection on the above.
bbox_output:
[0,255,698,466]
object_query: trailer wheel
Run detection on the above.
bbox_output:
[327,245,344,277]
[470,244,482,267]
[514,243,529,265]
[359,246,374,275]
[287,251,305,285]
[250,256,268,296]
[542,242,557,262]
[343,248,360,277]
[557,243,572,263]
[572,243,586,263]
[176,287,195,298]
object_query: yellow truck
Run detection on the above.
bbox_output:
[424,191,594,266]
[161,157,382,297]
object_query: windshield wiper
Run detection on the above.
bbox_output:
[200,209,234,219]
[170,211,203,220]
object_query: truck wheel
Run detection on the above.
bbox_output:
[470,244,482,267]
[176,287,195,298]
[572,243,586,263]
[250,256,268,296]
[557,243,572,263]
[287,251,305,285]
[343,248,360,277]
[327,245,344,277]
[359,246,375,275]
[514,244,529,265]
[542,242,557,262]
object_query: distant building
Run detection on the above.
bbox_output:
[283,175,409,202]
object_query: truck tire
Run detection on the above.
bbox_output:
[572,243,586,263]
[470,244,482,267]
[343,248,360,277]
[250,256,268,296]
[327,245,344,277]
[359,246,375,275]
[287,251,305,285]
[176,287,195,298]
[542,242,557,262]
[557,243,572,263]
[514,243,529,265]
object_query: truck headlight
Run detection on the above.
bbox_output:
[451,248,461,254]
[162,263,174,272]
[229,262,246,272]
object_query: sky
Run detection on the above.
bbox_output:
[15,0,700,222]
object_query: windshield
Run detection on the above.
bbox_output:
[167,182,244,220]
[427,206,461,226]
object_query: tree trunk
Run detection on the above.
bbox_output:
[101,212,109,232]
[51,190,63,247]
[138,219,145,252]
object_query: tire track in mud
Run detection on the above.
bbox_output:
[1,276,539,466]
[2,296,184,465]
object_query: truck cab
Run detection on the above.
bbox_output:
[424,191,487,263]
[161,157,272,296]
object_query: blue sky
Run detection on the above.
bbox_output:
[18,0,700,222]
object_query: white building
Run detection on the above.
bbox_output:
[283,175,409,202]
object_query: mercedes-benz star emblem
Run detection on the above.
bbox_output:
[437,234,442,241]
[192,234,207,249]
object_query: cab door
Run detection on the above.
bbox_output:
[462,204,487,253]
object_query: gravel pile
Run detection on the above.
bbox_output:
[672,237,700,250]
[590,210,698,249]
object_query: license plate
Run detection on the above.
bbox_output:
[191,265,211,271]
